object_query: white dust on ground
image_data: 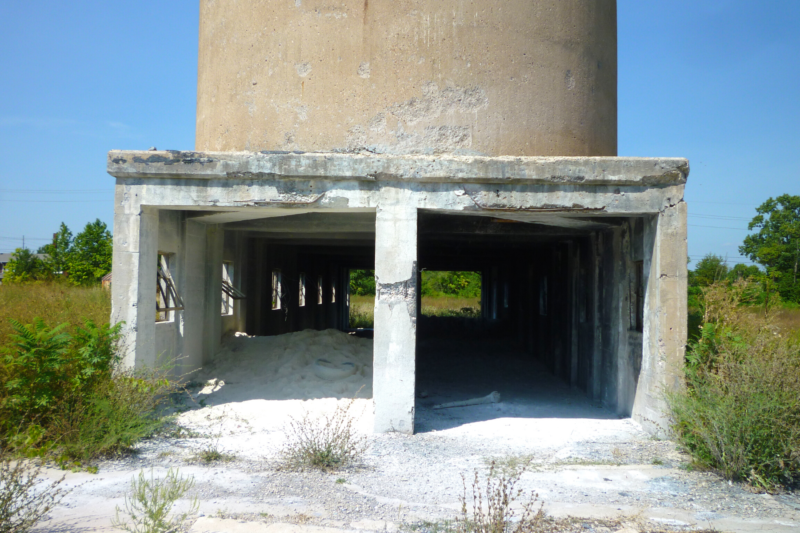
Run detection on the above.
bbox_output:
[193,329,373,403]
[176,329,375,454]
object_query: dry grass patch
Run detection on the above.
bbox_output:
[0,282,110,345]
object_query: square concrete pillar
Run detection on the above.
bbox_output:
[373,205,418,434]
[111,206,158,369]
[633,203,688,434]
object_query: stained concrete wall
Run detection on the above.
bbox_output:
[196,0,617,157]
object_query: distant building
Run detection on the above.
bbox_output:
[0,252,49,284]
[0,253,11,284]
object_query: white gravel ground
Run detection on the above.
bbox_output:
[30,330,800,533]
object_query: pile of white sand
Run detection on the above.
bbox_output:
[192,328,373,404]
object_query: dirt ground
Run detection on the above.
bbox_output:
[32,331,800,533]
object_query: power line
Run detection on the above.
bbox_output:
[689,214,752,221]
[0,189,112,193]
[0,199,111,203]
[689,224,749,230]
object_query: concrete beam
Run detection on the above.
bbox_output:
[108,150,688,187]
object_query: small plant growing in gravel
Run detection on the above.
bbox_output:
[0,454,70,533]
[280,398,367,471]
[458,460,547,533]
[112,468,197,533]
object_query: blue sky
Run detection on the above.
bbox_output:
[1,1,798,268]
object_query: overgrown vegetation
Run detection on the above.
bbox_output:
[669,280,800,491]
[0,454,70,533]
[280,398,367,471]
[112,468,198,533]
[0,283,179,464]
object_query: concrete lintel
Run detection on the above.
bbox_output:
[108,150,688,187]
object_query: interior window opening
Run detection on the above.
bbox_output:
[271,269,282,310]
[298,272,306,307]
[221,262,234,316]
[156,253,183,323]
[317,275,324,305]
[221,261,245,316]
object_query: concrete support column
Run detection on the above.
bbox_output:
[633,203,688,434]
[111,205,158,369]
[181,220,208,374]
[373,205,418,434]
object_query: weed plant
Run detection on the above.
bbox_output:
[281,398,367,471]
[0,453,69,533]
[112,468,198,533]
[458,461,547,533]
[668,280,800,491]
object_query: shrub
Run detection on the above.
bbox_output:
[0,454,69,533]
[281,399,367,471]
[458,461,546,533]
[112,468,198,533]
[668,280,800,491]
[0,315,179,463]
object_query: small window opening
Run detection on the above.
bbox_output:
[538,276,548,316]
[272,269,282,310]
[317,275,324,305]
[299,272,307,307]
[221,262,245,316]
[156,253,183,322]
[331,274,336,303]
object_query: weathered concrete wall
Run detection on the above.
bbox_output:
[109,150,687,434]
[633,202,688,435]
[196,0,617,157]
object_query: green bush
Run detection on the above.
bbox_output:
[1,317,178,463]
[669,280,800,491]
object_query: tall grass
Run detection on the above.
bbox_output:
[0,282,110,344]
[348,295,482,328]
[669,280,800,491]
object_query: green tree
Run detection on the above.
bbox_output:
[66,219,112,285]
[688,254,729,289]
[3,248,48,283]
[349,269,376,295]
[37,223,73,276]
[739,194,800,303]
[726,263,761,283]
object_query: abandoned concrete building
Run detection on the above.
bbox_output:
[108,0,687,435]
